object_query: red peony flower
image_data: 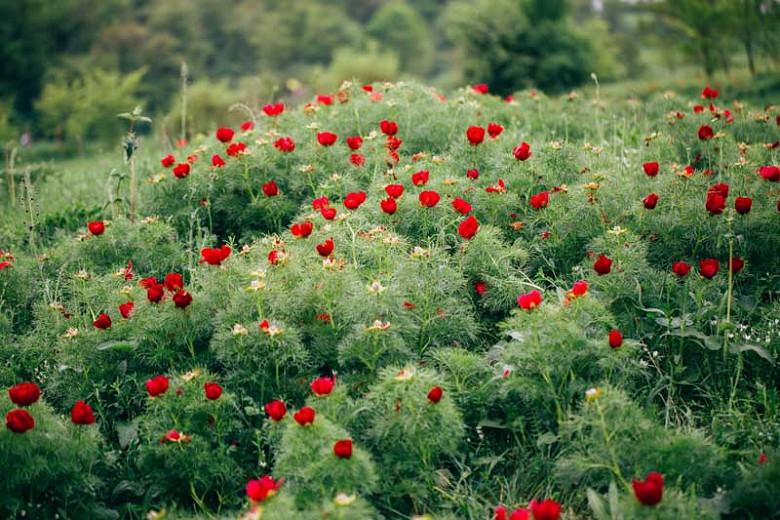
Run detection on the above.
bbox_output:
[472,83,489,94]
[380,197,397,214]
[240,120,254,131]
[317,131,338,146]
[317,94,334,105]
[642,162,659,177]
[486,178,506,193]
[216,127,234,143]
[758,165,780,182]
[8,382,41,406]
[173,163,191,178]
[706,192,726,215]
[699,258,719,279]
[487,122,504,138]
[608,329,623,348]
[672,261,691,277]
[145,375,169,397]
[380,119,398,136]
[163,272,183,292]
[263,102,284,117]
[419,190,441,207]
[333,439,353,458]
[264,400,287,421]
[513,142,532,161]
[93,313,112,330]
[316,238,334,257]
[311,376,334,396]
[290,221,313,238]
[458,215,479,240]
[529,499,561,520]
[466,125,485,145]
[343,191,367,210]
[571,280,588,297]
[204,382,222,400]
[200,244,232,265]
[701,86,718,99]
[87,221,105,236]
[729,256,744,274]
[212,154,225,167]
[386,135,403,151]
[412,170,430,186]
[385,184,404,199]
[466,168,479,180]
[734,196,752,215]
[294,406,315,426]
[161,154,175,168]
[350,153,365,166]
[633,471,664,506]
[698,124,714,140]
[643,193,659,209]
[6,409,34,433]
[119,301,135,319]
[517,290,543,311]
[259,180,277,197]
[312,196,330,210]
[321,206,337,220]
[427,386,443,403]
[346,136,363,150]
[452,197,472,215]
[274,137,295,153]
[226,142,246,156]
[173,290,192,309]
[593,254,613,275]
[71,400,95,425]
[529,191,550,209]
[246,475,282,503]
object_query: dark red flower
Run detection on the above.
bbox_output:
[474,280,487,296]
[173,290,192,309]
[312,196,330,210]
[472,83,489,94]
[698,125,714,140]
[452,197,472,215]
[264,400,287,421]
[608,329,623,348]
[633,471,664,506]
[317,94,334,105]
[571,280,588,297]
[161,154,175,168]
[642,162,659,177]
[701,86,719,99]
[145,375,169,397]
[380,197,397,214]
[380,119,398,136]
[643,193,659,209]
[316,238,334,257]
[216,127,234,143]
[529,499,561,520]
[262,180,278,197]
[385,184,404,199]
[8,382,41,406]
[240,120,254,131]
[466,125,485,145]
[593,254,613,275]
[729,256,744,274]
[529,191,549,209]
[699,258,719,279]
[386,135,402,151]
[71,400,96,425]
[758,165,780,182]
[672,261,691,277]
[343,191,367,210]
[246,475,282,502]
[333,439,353,458]
[147,284,165,303]
[311,376,334,396]
[93,313,112,330]
[517,290,542,311]
[419,190,441,207]
[734,196,752,215]
[139,276,157,289]
[200,244,232,265]
[513,142,532,161]
[321,207,337,220]
[427,386,443,403]
[119,301,134,319]
[226,142,246,156]
[87,221,105,236]
[164,272,184,292]
[487,122,504,138]
[412,170,430,186]
[466,168,479,180]
[6,409,34,433]
[706,192,726,214]
[204,382,222,400]
[173,163,191,178]
[290,221,314,238]
[212,154,225,167]
[458,215,479,239]
[317,131,338,146]
[350,153,365,166]
[346,136,363,150]
[274,137,295,153]
[262,102,284,117]
[294,406,315,426]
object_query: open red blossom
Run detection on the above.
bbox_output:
[216,127,234,143]
[466,125,485,145]
[458,215,480,240]
[487,122,504,138]
[672,261,691,277]
[204,382,222,400]
[642,161,659,177]
[316,238,334,257]
[643,193,659,209]
[321,206,337,220]
[294,406,315,426]
[758,165,780,182]
[262,180,278,197]
[263,102,284,117]
[386,135,403,151]
[139,276,158,289]
[212,154,226,168]
[147,284,164,303]
[452,197,472,215]
[593,254,613,275]
[317,131,338,146]
[346,135,363,150]
[173,163,190,178]
[633,471,664,506]
[427,386,443,403]
[701,86,719,99]
[317,94,334,105]
[312,196,330,210]
[274,137,295,153]
[466,168,479,180]
[517,290,543,311]
[240,120,254,131]
[265,400,287,421]
[350,153,365,166]
[412,170,430,186]
[729,256,745,274]
[6,409,35,433]
[472,83,489,94]
[87,221,105,236]
[529,499,561,520]
[486,178,506,193]
[698,124,715,140]
[474,281,487,296]
[119,301,134,319]
[9,382,41,406]
[513,142,532,161]
[705,192,726,214]
[385,184,404,199]
[380,119,398,136]
[311,376,334,396]
[173,290,192,309]
[200,245,232,265]
[93,313,112,330]
[529,191,549,209]
[145,375,169,397]
[343,191,367,210]
[333,439,353,458]
[419,190,441,207]
[226,142,246,156]
[290,221,313,238]
[609,329,623,348]
[699,258,719,279]
[161,154,175,168]
[380,197,397,214]
[246,475,282,503]
[571,280,588,297]
[734,196,752,214]
[164,272,184,292]
[71,400,95,425]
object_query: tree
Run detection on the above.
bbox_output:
[367,1,434,76]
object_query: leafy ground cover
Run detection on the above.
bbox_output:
[1,81,779,519]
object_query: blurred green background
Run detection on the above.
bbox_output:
[1,0,778,158]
